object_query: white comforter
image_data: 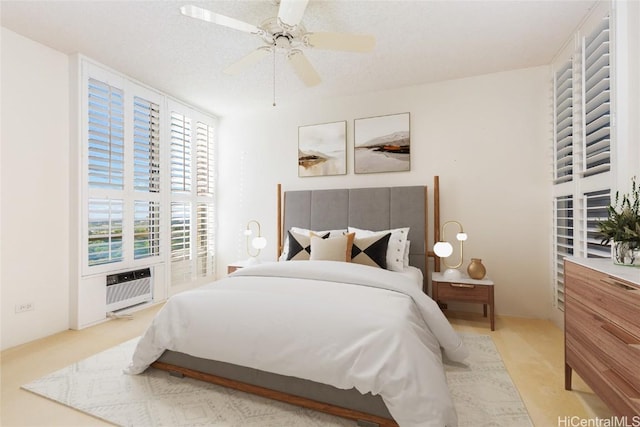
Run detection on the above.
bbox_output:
[126,261,468,427]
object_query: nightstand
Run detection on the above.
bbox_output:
[227,261,249,274]
[227,260,273,274]
[431,272,495,331]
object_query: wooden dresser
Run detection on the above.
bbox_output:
[564,257,640,416]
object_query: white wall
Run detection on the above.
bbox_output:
[218,66,553,319]
[1,28,70,350]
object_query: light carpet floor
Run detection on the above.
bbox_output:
[22,333,532,426]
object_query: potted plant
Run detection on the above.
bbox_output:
[597,176,640,266]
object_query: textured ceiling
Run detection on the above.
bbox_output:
[1,0,597,117]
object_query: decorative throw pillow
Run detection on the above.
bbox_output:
[280,227,346,261]
[286,230,330,261]
[350,232,391,269]
[309,232,355,262]
[348,226,409,271]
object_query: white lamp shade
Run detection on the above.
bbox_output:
[456,232,468,241]
[252,236,267,250]
[433,241,453,258]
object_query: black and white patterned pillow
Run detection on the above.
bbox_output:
[349,226,409,271]
[350,232,391,269]
[286,230,330,261]
[280,227,346,261]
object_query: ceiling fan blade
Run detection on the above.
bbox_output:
[223,48,271,75]
[278,0,309,28]
[180,5,260,34]
[288,51,321,87]
[305,32,376,52]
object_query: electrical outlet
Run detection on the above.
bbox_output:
[15,302,34,313]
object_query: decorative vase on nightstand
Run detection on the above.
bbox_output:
[467,258,486,279]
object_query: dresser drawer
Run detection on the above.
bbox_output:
[565,262,640,339]
[566,296,640,395]
[564,259,640,416]
[566,333,640,416]
[435,282,490,302]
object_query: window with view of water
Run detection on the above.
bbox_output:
[83,62,216,279]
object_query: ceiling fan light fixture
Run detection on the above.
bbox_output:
[274,34,293,50]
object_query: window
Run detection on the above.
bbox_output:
[133,97,160,193]
[584,190,610,258]
[134,200,160,259]
[88,198,123,266]
[169,102,216,286]
[196,121,215,196]
[82,60,216,282]
[87,79,124,190]
[196,202,215,276]
[86,77,126,269]
[553,61,573,184]
[553,195,573,310]
[170,201,191,284]
[551,11,612,311]
[582,16,611,176]
[170,112,192,193]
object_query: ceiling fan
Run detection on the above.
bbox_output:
[179,0,376,87]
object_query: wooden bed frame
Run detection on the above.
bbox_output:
[151,176,443,427]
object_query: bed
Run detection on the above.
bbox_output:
[126,177,468,427]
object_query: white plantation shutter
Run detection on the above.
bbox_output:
[171,112,192,193]
[195,121,216,277]
[553,196,573,311]
[171,201,192,284]
[196,121,215,196]
[554,60,573,184]
[196,203,215,277]
[582,16,611,176]
[133,97,160,192]
[81,60,217,303]
[88,198,123,265]
[134,200,160,260]
[87,79,124,190]
[550,6,613,312]
[585,190,611,258]
[170,103,216,286]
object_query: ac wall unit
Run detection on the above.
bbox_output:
[106,267,152,312]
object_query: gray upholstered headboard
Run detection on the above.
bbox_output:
[279,186,429,284]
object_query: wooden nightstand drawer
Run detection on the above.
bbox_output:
[436,282,489,302]
[431,272,495,331]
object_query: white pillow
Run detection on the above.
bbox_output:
[404,240,411,268]
[279,227,347,261]
[348,226,410,272]
[309,233,355,262]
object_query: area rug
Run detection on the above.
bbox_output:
[22,333,532,426]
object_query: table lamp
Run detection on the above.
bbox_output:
[433,220,468,279]
[244,220,267,264]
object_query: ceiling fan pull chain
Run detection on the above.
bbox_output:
[272,47,277,107]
